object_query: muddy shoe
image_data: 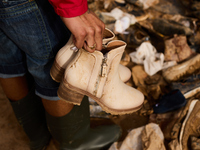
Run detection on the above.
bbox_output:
[118,23,150,47]
[149,109,182,141]
[162,54,200,82]
[58,40,144,115]
[179,100,200,150]
[121,4,149,21]
[150,99,193,141]
[95,10,116,24]
[141,123,166,150]
[164,35,194,63]
[152,18,193,36]
[50,28,131,83]
[170,70,200,96]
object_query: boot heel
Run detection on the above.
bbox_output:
[50,61,65,83]
[58,81,84,105]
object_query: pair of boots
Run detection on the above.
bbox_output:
[10,87,121,150]
[50,28,144,115]
[50,28,131,83]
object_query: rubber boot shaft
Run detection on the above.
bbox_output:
[46,96,121,150]
[10,87,51,150]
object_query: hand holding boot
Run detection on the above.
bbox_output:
[61,9,105,52]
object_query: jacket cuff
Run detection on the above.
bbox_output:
[49,0,88,18]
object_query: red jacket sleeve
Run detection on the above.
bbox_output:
[48,0,88,18]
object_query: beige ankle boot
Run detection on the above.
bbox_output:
[119,64,131,82]
[58,40,144,115]
[50,28,131,83]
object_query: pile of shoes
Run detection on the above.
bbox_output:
[50,0,200,149]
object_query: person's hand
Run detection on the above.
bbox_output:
[61,9,105,52]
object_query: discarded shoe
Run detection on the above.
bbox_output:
[152,18,193,36]
[149,109,182,140]
[58,40,144,115]
[141,123,166,150]
[170,70,200,95]
[50,28,131,83]
[162,54,200,82]
[109,123,165,150]
[150,99,193,141]
[121,4,149,21]
[164,35,194,63]
[95,10,116,24]
[118,23,150,47]
[153,89,187,114]
[179,100,200,150]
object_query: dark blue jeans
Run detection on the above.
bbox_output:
[0,0,71,100]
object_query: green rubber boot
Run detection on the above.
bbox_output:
[10,87,51,150]
[46,96,121,150]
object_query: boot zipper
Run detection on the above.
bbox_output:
[93,55,108,96]
[101,56,108,77]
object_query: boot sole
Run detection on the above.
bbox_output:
[58,79,143,115]
[184,87,200,99]
[50,60,64,83]
[163,54,200,82]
